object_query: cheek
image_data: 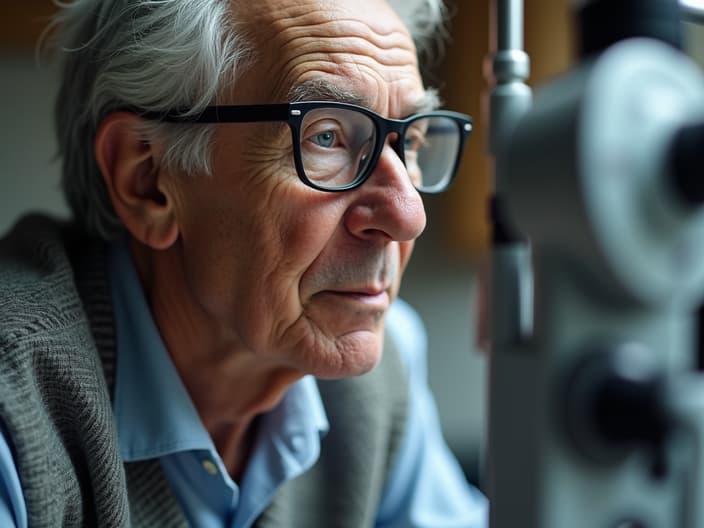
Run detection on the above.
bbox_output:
[201,126,345,284]
[251,184,349,273]
[166,168,273,292]
[390,240,415,296]
[398,240,415,268]
[172,164,348,323]
[397,240,415,278]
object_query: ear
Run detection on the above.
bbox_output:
[95,112,179,250]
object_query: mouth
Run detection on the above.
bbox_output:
[305,248,400,313]
[324,287,391,308]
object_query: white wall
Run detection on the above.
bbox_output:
[0,53,67,228]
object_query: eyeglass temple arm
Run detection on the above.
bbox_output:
[134,104,292,123]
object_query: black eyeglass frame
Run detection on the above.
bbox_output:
[140,101,473,193]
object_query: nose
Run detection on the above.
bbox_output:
[344,143,427,242]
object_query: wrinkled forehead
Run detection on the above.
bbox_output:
[231,0,427,116]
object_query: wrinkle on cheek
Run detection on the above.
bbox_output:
[238,131,293,188]
[245,203,317,348]
[243,177,309,283]
[235,126,293,189]
[236,124,289,161]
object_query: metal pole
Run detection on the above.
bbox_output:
[487,0,531,173]
[486,0,532,348]
[497,0,524,57]
[485,3,534,522]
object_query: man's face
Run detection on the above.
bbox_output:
[165,0,428,378]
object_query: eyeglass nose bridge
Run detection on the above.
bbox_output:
[373,118,411,170]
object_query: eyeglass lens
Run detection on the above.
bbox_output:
[299,107,460,191]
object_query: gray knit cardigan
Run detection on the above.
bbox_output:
[0,214,408,527]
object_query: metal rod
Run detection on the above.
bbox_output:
[497,0,524,51]
[487,0,531,186]
[486,0,533,345]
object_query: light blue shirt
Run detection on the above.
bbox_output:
[0,240,487,527]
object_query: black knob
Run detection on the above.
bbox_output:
[670,123,704,208]
[561,343,671,477]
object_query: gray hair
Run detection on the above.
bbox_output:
[51,0,447,240]
[389,0,449,61]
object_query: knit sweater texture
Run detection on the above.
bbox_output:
[0,214,408,527]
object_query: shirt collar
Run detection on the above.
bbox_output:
[108,238,329,465]
[109,238,214,461]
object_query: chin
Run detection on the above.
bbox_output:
[313,328,384,380]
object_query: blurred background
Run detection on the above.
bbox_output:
[2,1,704,490]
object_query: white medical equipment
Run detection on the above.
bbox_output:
[486,1,704,526]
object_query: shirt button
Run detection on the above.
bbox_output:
[202,459,218,476]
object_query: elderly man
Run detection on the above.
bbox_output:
[0,0,486,526]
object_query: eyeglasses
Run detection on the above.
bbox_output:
[142,101,473,193]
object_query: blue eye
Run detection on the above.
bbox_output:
[312,130,336,148]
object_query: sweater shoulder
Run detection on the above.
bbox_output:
[0,214,90,344]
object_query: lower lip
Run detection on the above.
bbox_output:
[326,290,389,307]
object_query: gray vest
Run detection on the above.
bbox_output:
[0,215,408,527]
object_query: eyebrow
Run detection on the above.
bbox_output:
[286,80,442,116]
[287,80,369,106]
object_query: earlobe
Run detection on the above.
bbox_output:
[95,112,179,250]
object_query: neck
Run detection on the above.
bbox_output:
[171,349,302,479]
[129,239,303,478]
